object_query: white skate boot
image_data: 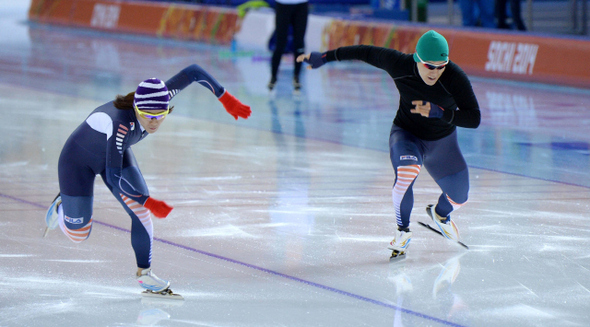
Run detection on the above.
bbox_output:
[388,228,412,261]
[43,193,62,237]
[138,268,183,300]
[137,268,170,292]
[426,204,459,242]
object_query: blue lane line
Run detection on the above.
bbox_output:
[91,220,465,327]
[8,193,465,326]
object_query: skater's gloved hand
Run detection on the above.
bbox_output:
[144,197,173,218]
[297,52,327,69]
[410,100,444,118]
[219,91,251,120]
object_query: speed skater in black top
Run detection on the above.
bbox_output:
[44,64,251,294]
[297,30,481,259]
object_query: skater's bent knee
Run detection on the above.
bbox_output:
[446,194,467,209]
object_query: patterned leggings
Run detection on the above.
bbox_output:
[58,142,153,268]
[389,126,469,229]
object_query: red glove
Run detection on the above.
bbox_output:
[219,91,251,120]
[144,197,173,219]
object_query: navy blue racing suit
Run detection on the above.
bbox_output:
[57,64,226,268]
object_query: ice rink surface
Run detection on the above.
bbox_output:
[1,1,590,326]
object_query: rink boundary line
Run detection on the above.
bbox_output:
[6,192,463,327]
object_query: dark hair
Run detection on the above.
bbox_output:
[113,91,174,113]
[113,92,134,110]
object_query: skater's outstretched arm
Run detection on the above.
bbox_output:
[165,64,251,120]
[298,48,480,128]
[165,64,225,98]
[297,45,401,72]
[296,52,328,69]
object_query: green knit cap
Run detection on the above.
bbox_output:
[413,30,449,63]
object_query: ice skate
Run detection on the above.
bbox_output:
[267,77,277,91]
[388,228,412,261]
[292,77,301,95]
[43,193,61,237]
[138,268,183,300]
[426,204,459,241]
[420,205,469,249]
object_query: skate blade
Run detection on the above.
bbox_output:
[43,227,50,238]
[141,289,184,301]
[389,251,406,262]
[418,222,469,249]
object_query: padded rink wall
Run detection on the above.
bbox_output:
[29,0,590,89]
[28,0,240,44]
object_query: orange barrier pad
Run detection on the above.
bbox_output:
[29,1,590,88]
[324,20,590,89]
[29,0,239,44]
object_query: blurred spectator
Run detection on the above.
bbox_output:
[496,0,527,30]
[459,0,495,28]
[268,0,309,93]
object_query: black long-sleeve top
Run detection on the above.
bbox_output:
[325,45,481,140]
